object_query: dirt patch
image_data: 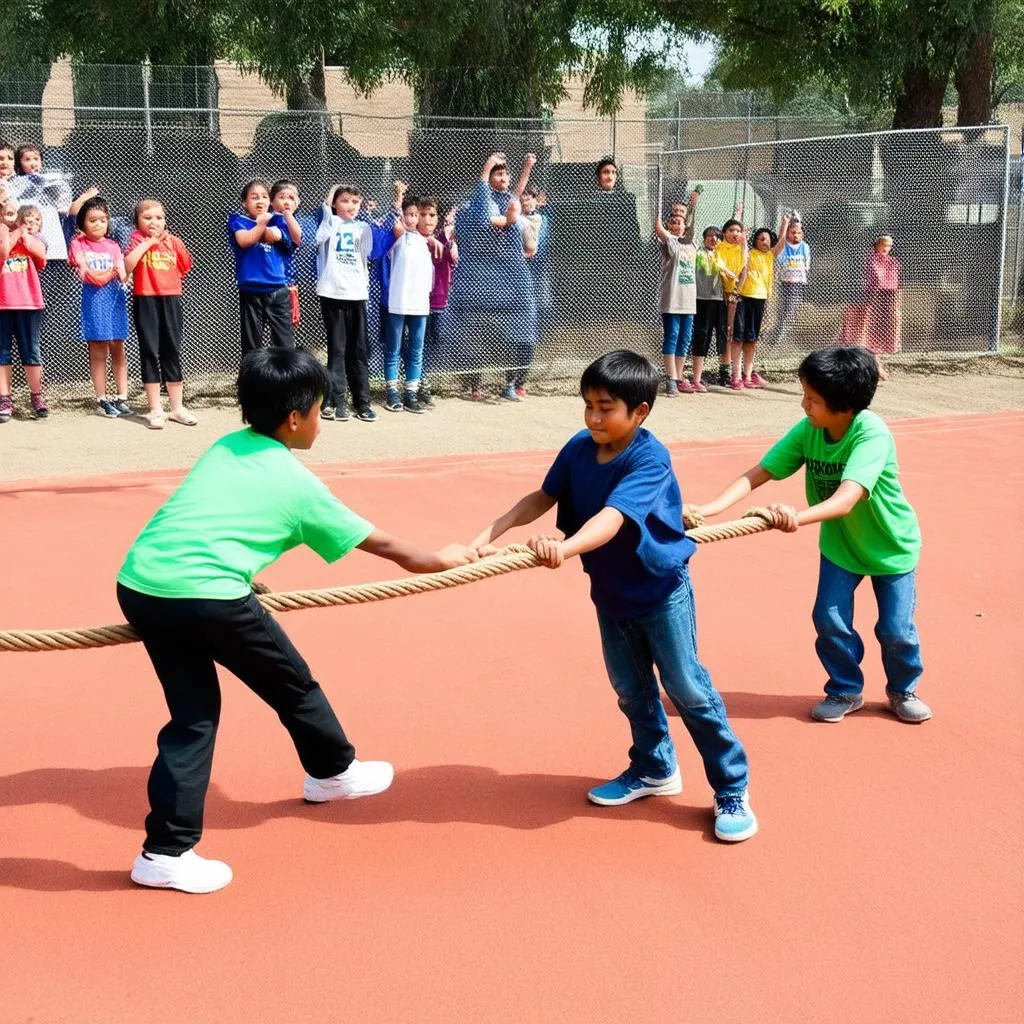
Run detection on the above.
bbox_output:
[1,363,1021,483]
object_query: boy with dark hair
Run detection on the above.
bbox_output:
[469,349,757,842]
[693,346,930,724]
[117,348,477,893]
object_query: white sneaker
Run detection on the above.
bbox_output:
[303,758,395,802]
[130,848,233,893]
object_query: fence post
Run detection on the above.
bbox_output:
[993,124,1011,352]
[675,97,682,150]
[141,60,154,159]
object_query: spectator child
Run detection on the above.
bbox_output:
[860,235,900,380]
[693,225,730,389]
[315,182,400,422]
[0,204,48,420]
[692,346,930,725]
[733,219,789,388]
[68,196,131,418]
[123,199,196,429]
[715,216,747,388]
[0,141,15,191]
[270,179,303,326]
[469,350,758,842]
[513,180,551,398]
[1,199,17,230]
[595,158,619,192]
[227,180,295,355]
[775,212,810,343]
[418,195,458,407]
[9,143,72,261]
[654,191,699,395]
[383,196,433,414]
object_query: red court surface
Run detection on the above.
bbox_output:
[2,411,1022,1024]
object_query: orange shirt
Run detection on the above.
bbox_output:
[128,231,192,296]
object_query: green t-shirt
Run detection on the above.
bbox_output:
[760,410,921,576]
[118,428,374,599]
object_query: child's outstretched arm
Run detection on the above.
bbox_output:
[653,213,670,242]
[516,153,537,197]
[693,465,774,518]
[528,507,624,569]
[682,190,699,245]
[358,529,478,573]
[772,214,791,256]
[470,489,556,550]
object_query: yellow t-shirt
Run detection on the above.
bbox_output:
[715,240,745,294]
[740,248,774,299]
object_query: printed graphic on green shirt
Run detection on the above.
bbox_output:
[805,458,845,501]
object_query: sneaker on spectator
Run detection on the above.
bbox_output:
[385,387,403,412]
[403,390,426,414]
[747,372,767,388]
[336,404,351,422]
[466,384,487,402]
[514,384,528,398]
[320,405,336,421]
[499,383,521,402]
[30,391,49,418]
[663,377,679,396]
[728,377,745,391]
[691,380,709,393]
[355,406,377,422]
[0,395,12,422]
[885,691,933,723]
[112,398,133,416]
[587,766,682,806]
[713,790,758,842]
[418,380,436,407]
[96,398,120,418]
[303,759,395,802]
[677,378,695,393]
[811,693,864,722]
[130,848,233,894]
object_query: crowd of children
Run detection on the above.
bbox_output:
[1,136,906,425]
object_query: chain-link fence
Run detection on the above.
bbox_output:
[0,103,1014,402]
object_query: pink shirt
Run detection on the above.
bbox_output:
[429,236,457,310]
[69,235,125,281]
[864,252,900,293]
[0,235,46,310]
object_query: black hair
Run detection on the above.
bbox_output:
[75,195,111,234]
[0,138,13,154]
[580,350,658,413]
[721,218,743,234]
[488,163,508,177]
[401,194,420,211]
[269,178,300,201]
[240,179,270,204]
[416,195,439,211]
[752,227,776,248]
[331,183,362,206]
[702,226,719,242]
[14,142,41,172]
[595,157,618,179]
[521,185,539,198]
[798,347,878,414]
[237,348,330,437]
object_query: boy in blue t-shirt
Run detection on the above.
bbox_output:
[470,350,756,842]
[227,179,296,355]
[693,346,931,725]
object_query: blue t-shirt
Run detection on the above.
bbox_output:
[541,429,696,620]
[227,213,293,293]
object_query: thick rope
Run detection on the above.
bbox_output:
[0,508,783,653]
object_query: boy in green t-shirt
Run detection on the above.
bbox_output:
[692,347,931,725]
[117,348,477,894]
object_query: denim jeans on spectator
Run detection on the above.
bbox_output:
[596,569,749,797]
[384,312,427,384]
[662,313,695,358]
[812,555,923,699]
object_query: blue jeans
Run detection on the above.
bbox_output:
[662,313,694,357]
[384,312,426,386]
[812,556,923,699]
[596,571,749,797]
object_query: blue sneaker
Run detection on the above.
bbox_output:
[713,790,758,842]
[587,767,682,806]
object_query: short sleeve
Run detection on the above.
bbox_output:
[605,455,672,525]
[172,236,193,275]
[541,439,575,500]
[761,419,808,480]
[296,477,374,563]
[842,424,891,496]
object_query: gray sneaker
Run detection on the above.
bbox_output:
[663,377,679,396]
[886,691,932,723]
[811,693,864,722]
